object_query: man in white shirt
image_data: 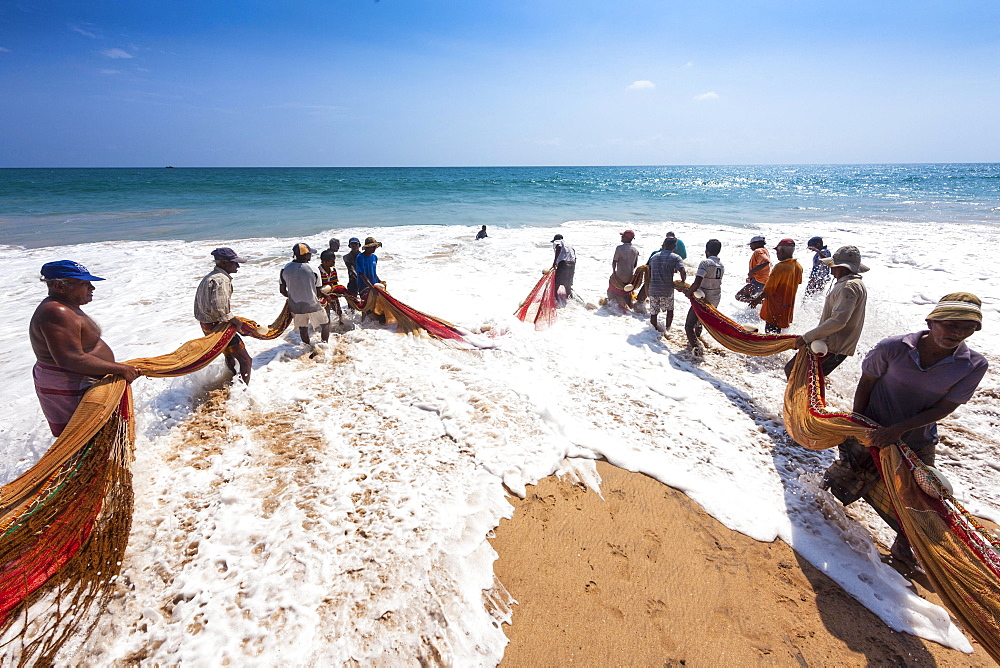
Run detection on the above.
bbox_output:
[280,243,330,346]
[683,239,724,354]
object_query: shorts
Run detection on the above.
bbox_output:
[649,294,674,316]
[292,310,330,329]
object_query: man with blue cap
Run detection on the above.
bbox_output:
[29,260,142,436]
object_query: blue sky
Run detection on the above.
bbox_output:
[1,1,998,166]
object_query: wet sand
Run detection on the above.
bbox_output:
[492,461,993,667]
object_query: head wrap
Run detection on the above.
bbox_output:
[927,292,983,330]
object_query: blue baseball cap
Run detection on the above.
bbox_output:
[348,237,361,245]
[40,260,105,282]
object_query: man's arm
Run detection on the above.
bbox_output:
[748,261,769,281]
[40,306,140,381]
[677,265,687,285]
[852,373,878,414]
[869,399,961,450]
[801,287,859,344]
[279,276,289,298]
[685,275,704,296]
[552,246,560,268]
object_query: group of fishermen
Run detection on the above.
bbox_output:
[593,228,988,570]
[26,227,990,571]
[29,235,387,432]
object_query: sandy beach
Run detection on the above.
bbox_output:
[493,461,994,667]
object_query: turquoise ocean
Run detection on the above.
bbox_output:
[1,164,999,248]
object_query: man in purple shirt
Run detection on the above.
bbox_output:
[823,292,988,569]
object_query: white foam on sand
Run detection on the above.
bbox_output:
[1,219,998,663]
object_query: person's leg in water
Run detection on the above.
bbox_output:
[230,340,252,384]
[648,297,663,333]
[663,308,674,333]
[320,322,331,343]
[765,321,781,335]
[684,305,703,353]
[299,326,311,345]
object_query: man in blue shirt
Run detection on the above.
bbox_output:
[355,237,383,294]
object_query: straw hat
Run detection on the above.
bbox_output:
[363,236,382,250]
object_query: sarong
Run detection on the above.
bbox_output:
[607,272,634,310]
[32,362,97,437]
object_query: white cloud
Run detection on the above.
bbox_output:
[101,48,133,59]
[627,80,655,91]
[683,62,694,68]
[694,91,719,101]
[69,24,99,39]
[0,47,10,53]
[100,69,122,75]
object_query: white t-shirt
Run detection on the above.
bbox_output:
[280,261,323,314]
[554,241,576,264]
[695,256,725,306]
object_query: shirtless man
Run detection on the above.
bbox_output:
[29,261,141,436]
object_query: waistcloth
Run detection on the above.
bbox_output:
[33,362,97,437]
[199,321,244,355]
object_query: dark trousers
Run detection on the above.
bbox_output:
[555,261,575,304]
[783,352,848,379]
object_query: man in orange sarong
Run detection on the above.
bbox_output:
[750,238,802,334]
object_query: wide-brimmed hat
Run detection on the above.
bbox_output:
[821,245,869,273]
[363,236,382,250]
[927,292,982,330]
[40,260,105,282]
[211,247,248,263]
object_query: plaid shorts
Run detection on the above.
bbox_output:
[649,294,674,316]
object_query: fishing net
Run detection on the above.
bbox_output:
[0,305,291,666]
[356,284,485,348]
[687,290,1000,661]
[514,270,558,331]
